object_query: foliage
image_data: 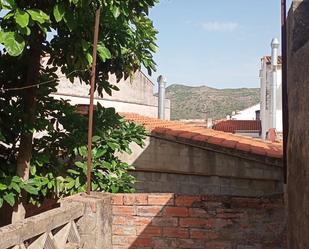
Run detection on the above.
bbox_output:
[0,102,148,207]
[0,0,158,88]
[0,0,158,209]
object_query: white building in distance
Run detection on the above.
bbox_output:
[259,38,282,139]
[231,103,260,120]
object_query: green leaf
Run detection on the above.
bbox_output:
[93,148,106,159]
[16,9,30,28]
[0,32,25,56]
[11,182,21,193]
[85,53,92,65]
[3,192,15,206]
[53,3,65,22]
[111,6,120,18]
[3,12,14,20]
[92,135,101,142]
[75,176,80,188]
[107,142,119,150]
[47,181,53,189]
[0,0,16,9]
[12,176,21,183]
[30,165,36,175]
[22,184,39,195]
[65,179,75,189]
[78,146,88,157]
[97,43,112,62]
[111,185,119,193]
[67,169,80,175]
[0,183,7,191]
[20,26,31,36]
[27,9,49,24]
[74,161,85,169]
[0,198,3,208]
[91,182,98,190]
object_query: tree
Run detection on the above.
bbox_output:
[0,0,158,222]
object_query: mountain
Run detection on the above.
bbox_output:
[165,84,260,120]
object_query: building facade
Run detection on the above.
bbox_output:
[259,39,283,139]
[42,54,171,120]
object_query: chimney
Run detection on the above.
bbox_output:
[271,38,280,129]
[157,75,166,119]
[206,118,213,128]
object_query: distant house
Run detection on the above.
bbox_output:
[216,38,282,140]
[231,103,260,120]
[42,56,171,120]
[213,120,261,138]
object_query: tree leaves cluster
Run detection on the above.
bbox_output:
[0,0,158,209]
[0,0,158,92]
[0,99,148,207]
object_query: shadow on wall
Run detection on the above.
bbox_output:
[111,193,286,249]
[0,198,59,227]
[121,135,283,197]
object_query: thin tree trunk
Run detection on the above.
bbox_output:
[11,31,43,223]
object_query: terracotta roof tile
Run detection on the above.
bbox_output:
[121,113,283,159]
[221,140,238,149]
[213,120,262,134]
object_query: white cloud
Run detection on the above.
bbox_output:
[201,21,239,32]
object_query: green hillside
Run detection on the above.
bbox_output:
[165,84,260,120]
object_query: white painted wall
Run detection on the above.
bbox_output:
[231,103,260,120]
[260,59,282,139]
[235,132,261,138]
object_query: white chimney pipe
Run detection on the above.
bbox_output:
[157,75,166,119]
[271,38,280,129]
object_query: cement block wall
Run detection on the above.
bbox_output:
[51,94,171,121]
[286,0,309,248]
[132,171,282,197]
[119,136,283,197]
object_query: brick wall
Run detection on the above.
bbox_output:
[111,193,286,249]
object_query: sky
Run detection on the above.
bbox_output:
[147,0,293,89]
[1,0,293,89]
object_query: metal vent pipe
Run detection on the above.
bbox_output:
[157,75,166,119]
[271,38,280,129]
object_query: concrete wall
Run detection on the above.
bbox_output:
[119,136,283,197]
[51,69,171,119]
[111,193,286,249]
[51,94,170,120]
[286,0,309,248]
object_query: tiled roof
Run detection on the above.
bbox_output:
[263,56,282,65]
[121,113,282,159]
[213,120,262,134]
